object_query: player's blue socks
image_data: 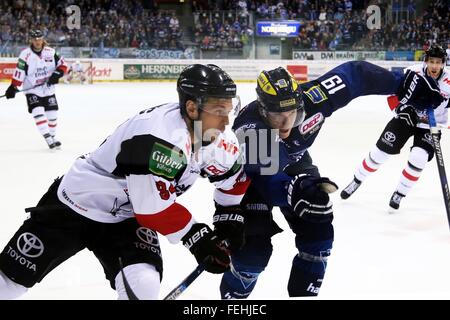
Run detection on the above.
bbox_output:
[288,239,332,296]
[220,262,264,299]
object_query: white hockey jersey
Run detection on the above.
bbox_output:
[11,46,67,97]
[405,64,450,129]
[70,61,84,73]
[57,103,248,243]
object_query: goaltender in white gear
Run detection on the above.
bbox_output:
[64,60,87,84]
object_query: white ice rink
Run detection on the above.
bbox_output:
[1,82,449,300]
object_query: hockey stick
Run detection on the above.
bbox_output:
[163,239,230,300]
[0,83,46,99]
[427,107,450,230]
[118,258,206,300]
[163,263,206,300]
[119,240,228,300]
[118,257,139,300]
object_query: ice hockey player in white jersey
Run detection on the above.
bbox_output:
[0,64,250,299]
[64,60,87,84]
[4,30,67,150]
[341,44,449,210]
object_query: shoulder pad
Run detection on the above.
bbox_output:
[114,134,187,181]
[19,48,31,60]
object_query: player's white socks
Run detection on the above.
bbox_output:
[32,107,53,145]
[355,146,390,182]
[395,147,428,196]
[0,269,27,299]
[45,110,58,138]
[115,263,160,300]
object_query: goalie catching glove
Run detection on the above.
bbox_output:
[287,174,338,223]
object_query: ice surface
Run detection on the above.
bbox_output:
[1,82,449,300]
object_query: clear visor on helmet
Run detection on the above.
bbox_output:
[197,95,241,118]
[265,106,305,130]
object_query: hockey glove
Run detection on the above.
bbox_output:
[287,174,338,223]
[395,104,419,127]
[182,223,230,274]
[396,70,444,109]
[47,69,64,85]
[213,203,245,252]
[5,84,18,99]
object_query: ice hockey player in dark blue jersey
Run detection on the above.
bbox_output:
[218,61,444,299]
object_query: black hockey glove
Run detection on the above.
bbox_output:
[182,223,230,274]
[287,174,338,223]
[396,70,444,109]
[395,104,418,127]
[5,84,18,99]
[47,69,64,85]
[213,203,245,253]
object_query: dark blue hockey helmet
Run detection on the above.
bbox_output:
[256,67,305,129]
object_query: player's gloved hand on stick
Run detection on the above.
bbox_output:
[212,203,245,252]
[5,84,18,99]
[287,174,338,223]
[396,70,444,109]
[47,69,64,85]
[182,223,230,274]
[395,104,419,127]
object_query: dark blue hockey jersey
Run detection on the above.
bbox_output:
[233,61,404,206]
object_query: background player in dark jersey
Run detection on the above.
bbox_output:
[341,45,448,210]
[219,61,443,299]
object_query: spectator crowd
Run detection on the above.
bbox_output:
[0,0,447,54]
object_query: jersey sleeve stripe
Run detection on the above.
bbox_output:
[135,202,192,237]
[217,176,251,196]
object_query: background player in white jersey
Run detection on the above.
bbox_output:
[64,60,87,84]
[4,30,67,150]
[341,44,449,210]
[0,64,249,299]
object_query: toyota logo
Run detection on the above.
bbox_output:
[17,232,44,258]
[384,131,396,142]
[136,227,159,246]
